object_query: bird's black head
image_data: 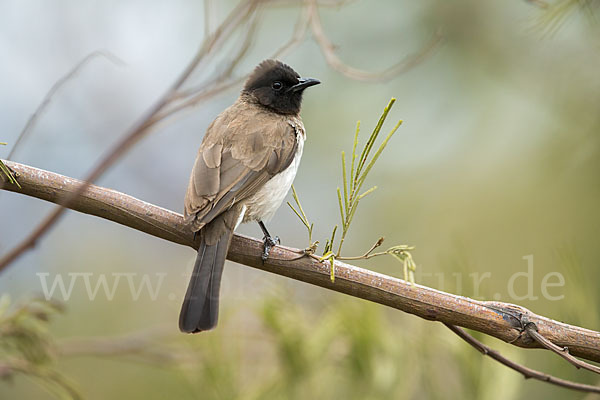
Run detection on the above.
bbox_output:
[242,59,320,115]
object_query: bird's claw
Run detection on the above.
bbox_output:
[262,235,280,261]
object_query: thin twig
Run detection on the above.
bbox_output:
[204,0,216,37]
[7,50,124,161]
[307,0,443,82]
[525,323,600,375]
[58,326,197,365]
[526,0,550,8]
[270,0,312,58]
[0,0,261,272]
[166,0,311,117]
[268,0,358,6]
[0,0,429,272]
[445,323,600,394]
[336,237,384,260]
[177,5,262,99]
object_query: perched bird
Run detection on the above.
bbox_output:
[179,59,320,333]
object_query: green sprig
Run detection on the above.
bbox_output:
[0,142,21,188]
[334,98,402,258]
[287,99,417,284]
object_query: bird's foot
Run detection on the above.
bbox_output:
[262,235,280,261]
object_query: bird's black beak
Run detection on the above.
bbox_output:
[288,77,321,93]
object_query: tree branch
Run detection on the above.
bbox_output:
[6,51,124,161]
[307,0,443,82]
[0,0,262,272]
[3,159,600,365]
[525,323,600,375]
[444,323,600,394]
[0,0,442,275]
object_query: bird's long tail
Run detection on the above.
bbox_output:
[179,210,239,333]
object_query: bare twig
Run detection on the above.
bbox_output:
[175,3,263,100]
[162,0,311,119]
[445,323,600,394]
[204,0,216,37]
[6,50,124,161]
[526,0,550,9]
[336,237,385,260]
[0,0,262,272]
[525,323,600,375]
[307,0,443,82]
[0,0,439,273]
[270,1,312,59]
[270,0,358,7]
[58,326,196,365]
[3,160,600,366]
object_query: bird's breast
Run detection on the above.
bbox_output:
[242,135,304,223]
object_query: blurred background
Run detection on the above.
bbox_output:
[1,0,599,399]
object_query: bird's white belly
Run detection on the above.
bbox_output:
[243,137,304,223]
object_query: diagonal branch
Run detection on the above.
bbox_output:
[2,159,600,366]
[444,323,600,394]
[0,0,441,274]
[525,323,600,375]
[0,0,262,272]
[307,0,443,82]
[6,51,124,161]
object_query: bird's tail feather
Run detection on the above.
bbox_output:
[179,219,234,333]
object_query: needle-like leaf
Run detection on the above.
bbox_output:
[356,98,396,178]
[355,119,402,192]
[1,143,21,188]
[341,151,348,214]
[358,186,377,200]
[337,187,345,226]
[349,121,360,195]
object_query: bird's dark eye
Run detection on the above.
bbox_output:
[272,81,283,90]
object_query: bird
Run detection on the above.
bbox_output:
[179,59,320,333]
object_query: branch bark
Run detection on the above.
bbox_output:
[3,159,600,364]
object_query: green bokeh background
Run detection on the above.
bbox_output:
[1,1,599,399]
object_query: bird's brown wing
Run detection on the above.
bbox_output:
[184,104,300,232]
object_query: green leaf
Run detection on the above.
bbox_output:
[337,187,345,226]
[355,119,402,193]
[358,186,377,200]
[1,142,21,188]
[341,151,348,214]
[349,121,360,194]
[356,98,396,178]
[287,202,309,229]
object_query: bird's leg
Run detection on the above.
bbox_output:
[258,221,280,261]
